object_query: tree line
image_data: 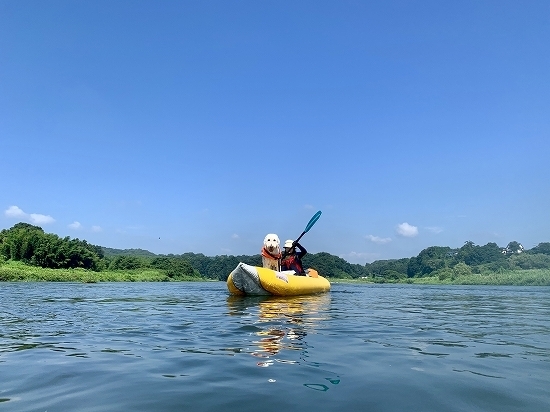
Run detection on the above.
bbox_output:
[0,223,104,270]
[365,241,550,281]
[1,223,550,281]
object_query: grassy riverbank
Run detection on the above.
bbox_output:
[332,268,550,286]
[0,261,203,282]
[410,269,550,286]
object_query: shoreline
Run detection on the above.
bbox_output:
[1,261,549,286]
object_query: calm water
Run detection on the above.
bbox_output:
[0,282,548,412]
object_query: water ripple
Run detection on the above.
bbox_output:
[0,282,548,411]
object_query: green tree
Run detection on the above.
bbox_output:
[365,258,410,279]
[528,242,550,255]
[506,241,523,253]
[509,253,550,270]
[382,270,406,280]
[452,262,472,277]
[109,255,143,270]
[456,241,503,266]
[150,256,198,279]
[0,223,102,270]
[304,252,368,278]
[407,246,452,277]
[180,253,261,280]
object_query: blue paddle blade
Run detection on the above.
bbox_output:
[304,211,322,233]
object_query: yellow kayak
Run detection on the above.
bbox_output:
[227,262,331,296]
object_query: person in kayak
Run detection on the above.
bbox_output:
[280,239,307,275]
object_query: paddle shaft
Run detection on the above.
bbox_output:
[283,211,322,257]
[293,231,307,246]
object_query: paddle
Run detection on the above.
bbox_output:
[283,211,322,258]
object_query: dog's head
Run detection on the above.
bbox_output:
[263,233,280,253]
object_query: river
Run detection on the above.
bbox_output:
[0,282,548,411]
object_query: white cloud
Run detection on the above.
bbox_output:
[4,205,55,225]
[91,225,102,232]
[68,221,82,230]
[396,222,418,237]
[425,226,443,234]
[231,233,239,239]
[366,234,392,244]
[29,213,55,225]
[5,205,26,218]
[304,204,314,210]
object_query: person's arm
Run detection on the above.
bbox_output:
[295,242,307,258]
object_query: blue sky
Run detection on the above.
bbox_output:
[1,1,549,264]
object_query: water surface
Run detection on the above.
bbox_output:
[1,283,548,411]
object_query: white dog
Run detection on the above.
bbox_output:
[261,233,281,271]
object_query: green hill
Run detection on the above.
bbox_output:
[101,247,157,258]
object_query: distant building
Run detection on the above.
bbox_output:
[501,244,524,255]
[445,250,458,258]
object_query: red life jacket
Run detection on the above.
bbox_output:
[261,247,281,260]
[281,254,304,274]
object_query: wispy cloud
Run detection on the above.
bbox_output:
[366,234,392,244]
[341,251,380,264]
[4,205,55,225]
[425,226,443,234]
[68,221,82,230]
[231,233,239,239]
[303,204,314,210]
[126,225,145,231]
[91,225,102,232]
[396,222,418,237]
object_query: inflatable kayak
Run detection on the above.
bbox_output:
[227,262,331,296]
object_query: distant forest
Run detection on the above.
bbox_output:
[2,222,550,281]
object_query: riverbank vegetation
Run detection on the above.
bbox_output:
[0,260,174,282]
[1,223,550,285]
[334,268,550,286]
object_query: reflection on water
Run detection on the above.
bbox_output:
[226,293,341,390]
[226,294,330,358]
